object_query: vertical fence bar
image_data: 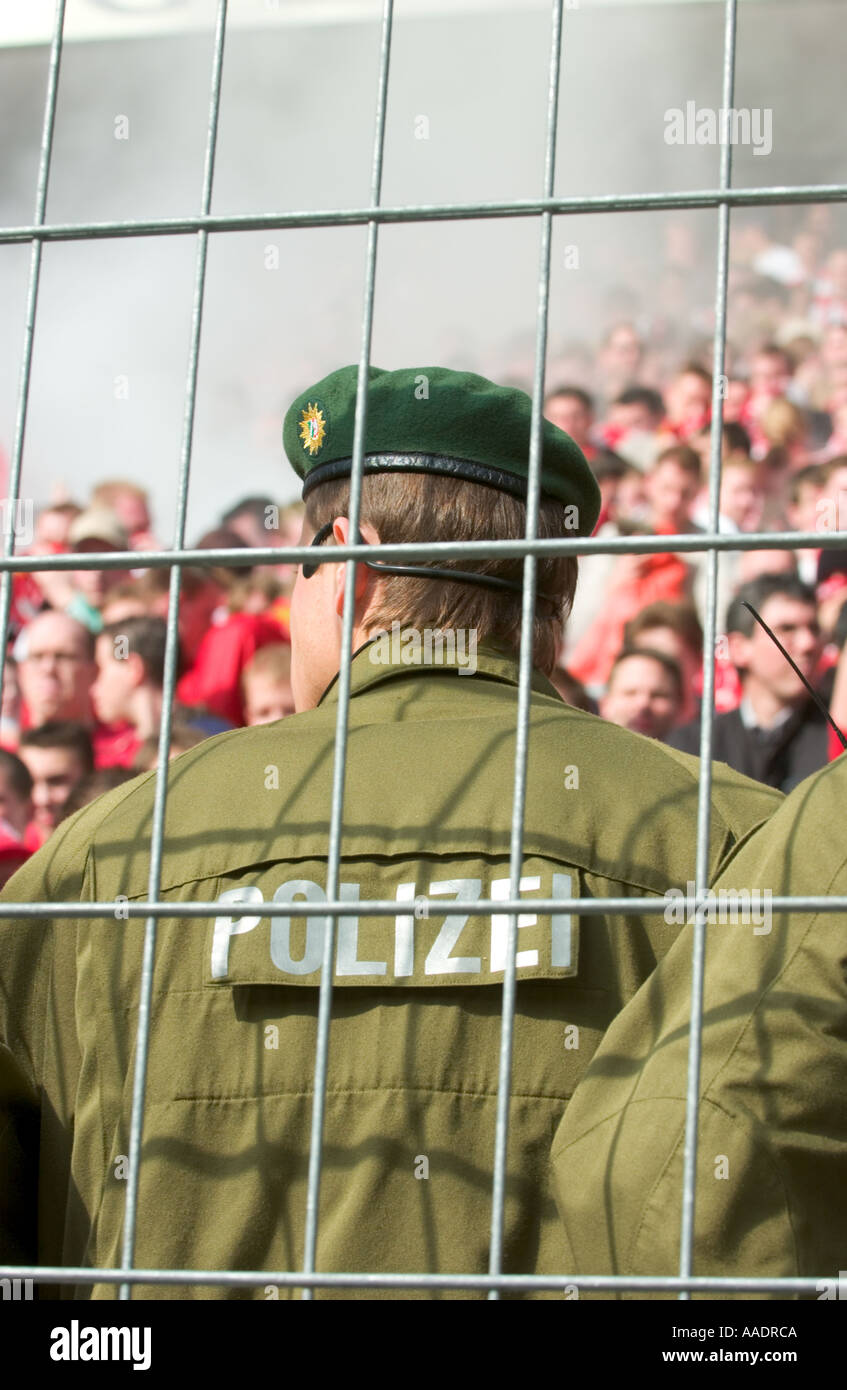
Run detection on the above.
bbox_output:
[488,0,564,1298]
[0,0,67,708]
[118,0,230,1300]
[677,0,738,1299]
[299,0,395,1300]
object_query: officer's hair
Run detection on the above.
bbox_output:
[100,616,173,687]
[305,473,579,676]
[0,748,33,802]
[19,720,94,773]
[725,574,817,639]
[607,646,684,703]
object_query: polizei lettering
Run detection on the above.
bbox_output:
[210,874,574,982]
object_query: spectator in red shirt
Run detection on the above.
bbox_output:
[142,567,223,670]
[0,748,34,885]
[29,509,134,635]
[91,617,170,767]
[132,720,206,772]
[645,443,703,536]
[596,321,645,403]
[721,377,752,424]
[828,617,847,760]
[242,643,295,726]
[0,748,33,840]
[171,532,288,726]
[543,386,597,461]
[786,464,827,585]
[32,502,82,551]
[220,495,283,551]
[13,609,140,769]
[623,600,703,725]
[59,766,135,820]
[601,386,665,450]
[16,612,96,729]
[0,656,21,751]
[100,581,154,627]
[177,607,286,726]
[750,342,794,402]
[567,446,698,690]
[18,722,94,844]
[599,648,683,742]
[663,362,712,441]
[91,480,159,552]
[65,509,134,631]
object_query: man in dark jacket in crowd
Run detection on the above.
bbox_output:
[667,573,828,791]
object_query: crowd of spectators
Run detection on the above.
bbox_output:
[2,209,847,881]
[544,207,847,796]
[0,490,301,882]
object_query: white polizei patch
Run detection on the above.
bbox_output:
[210,872,575,981]
[424,879,483,974]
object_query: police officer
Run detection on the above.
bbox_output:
[0,365,781,1299]
[550,751,847,1299]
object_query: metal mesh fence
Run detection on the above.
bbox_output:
[0,0,844,1300]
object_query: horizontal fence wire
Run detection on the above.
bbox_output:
[0,1265,828,1295]
[0,895,842,920]
[0,0,841,1298]
[0,528,846,574]
[2,184,847,245]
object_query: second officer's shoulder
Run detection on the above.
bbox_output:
[524,689,782,833]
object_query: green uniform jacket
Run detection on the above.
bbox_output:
[0,641,781,1298]
[551,753,847,1299]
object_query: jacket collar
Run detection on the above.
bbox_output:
[317,632,561,706]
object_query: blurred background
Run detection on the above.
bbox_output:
[1,0,847,867]
[1,0,846,537]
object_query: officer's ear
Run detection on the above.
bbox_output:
[331,516,378,617]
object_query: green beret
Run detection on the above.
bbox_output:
[283,365,600,536]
